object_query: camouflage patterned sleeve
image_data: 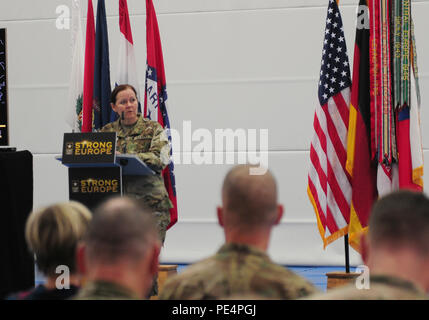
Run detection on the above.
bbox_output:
[137,123,171,173]
[157,277,177,300]
[158,276,191,300]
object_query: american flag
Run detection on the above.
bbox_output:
[308,0,352,247]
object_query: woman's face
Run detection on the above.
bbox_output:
[111,88,138,125]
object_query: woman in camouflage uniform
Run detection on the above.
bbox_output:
[100,84,173,245]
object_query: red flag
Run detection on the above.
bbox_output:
[82,0,95,133]
[396,2,423,192]
[348,0,423,252]
[145,0,178,229]
[119,0,133,44]
[397,109,417,190]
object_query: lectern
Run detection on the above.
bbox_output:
[59,132,155,210]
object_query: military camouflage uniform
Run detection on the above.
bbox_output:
[305,275,428,300]
[158,243,319,300]
[101,114,173,244]
[73,280,140,300]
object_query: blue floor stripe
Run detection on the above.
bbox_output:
[35,264,357,292]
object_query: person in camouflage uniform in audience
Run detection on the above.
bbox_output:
[159,164,318,300]
[100,84,173,245]
[306,190,429,300]
[74,197,160,300]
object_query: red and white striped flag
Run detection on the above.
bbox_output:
[111,0,141,122]
[308,0,352,247]
[116,0,140,96]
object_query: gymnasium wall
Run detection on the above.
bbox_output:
[1,0,428,266]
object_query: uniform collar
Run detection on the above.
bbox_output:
[370,274,427,296]
[217,243,270,260]
[80,280,141,300]
[117,113,144,137]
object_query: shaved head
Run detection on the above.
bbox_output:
[85,196,158,264]
[221,164,278,228]
[369,190,429,254]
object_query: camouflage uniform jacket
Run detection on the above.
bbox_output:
[100,114,173,212]
[306,275,428,300]
[73,280,140,300]
[158,243,319,300]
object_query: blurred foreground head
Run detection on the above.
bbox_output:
[367,190,429,254]
[78,196,160,299]
[362,190,429,293]
[26,201,92,277]
[218,164,283,249]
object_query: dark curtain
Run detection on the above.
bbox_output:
[0,150,34,299]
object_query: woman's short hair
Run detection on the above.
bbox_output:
[25,201,92,277]
[110,84,138,104]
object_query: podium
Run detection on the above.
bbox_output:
[58,132,155,210]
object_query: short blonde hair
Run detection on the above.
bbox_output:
[25,201,92,276]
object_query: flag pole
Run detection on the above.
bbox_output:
[336,0,349,274]
[344,234,350,273]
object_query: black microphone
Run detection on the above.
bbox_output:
[121,111,126,154]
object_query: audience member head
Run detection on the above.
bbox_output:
[361,190,429,292]
[25,201,92,285]
[217,164,283,250]
[77,196,160,299]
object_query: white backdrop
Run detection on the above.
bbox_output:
[1,0,428,266]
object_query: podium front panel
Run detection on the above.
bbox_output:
[69,166,122,210]
[62,132,116,164]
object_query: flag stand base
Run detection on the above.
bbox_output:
[326,272,359,290]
